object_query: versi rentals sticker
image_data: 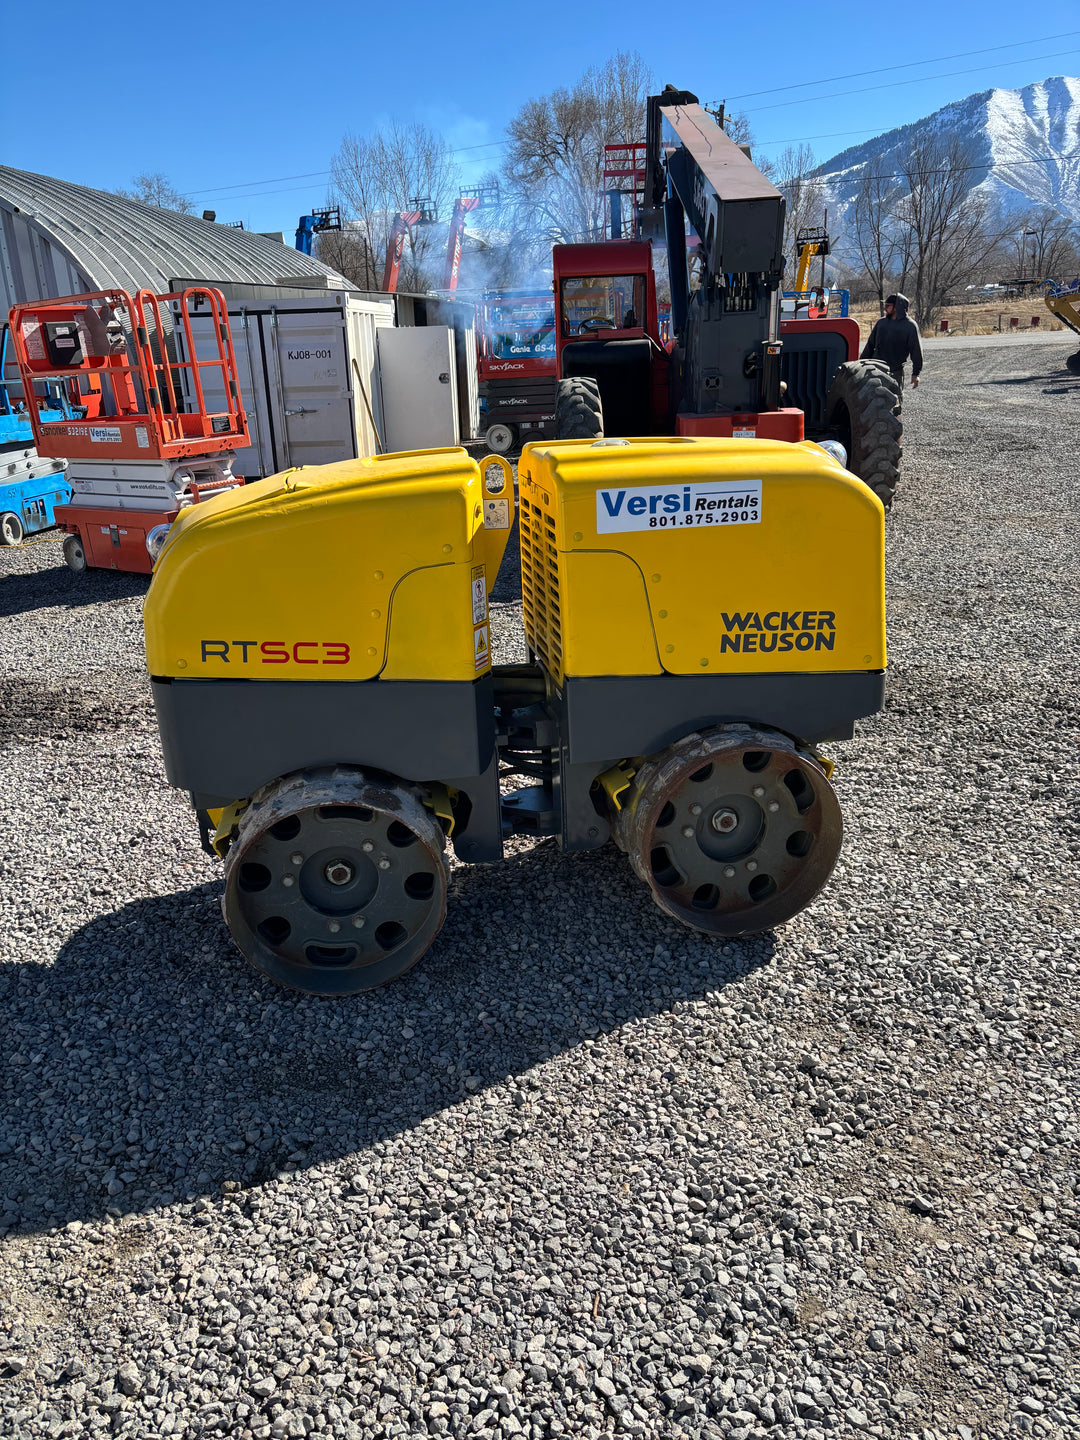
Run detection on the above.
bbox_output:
[596,480,762,533]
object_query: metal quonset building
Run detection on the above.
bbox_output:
[0,166,477,471]
[0,164,350,311]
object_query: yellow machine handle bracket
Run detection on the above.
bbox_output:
[424,783,457,836]
[211,799,250,857]
[594,761,637,813]
[480,454,514,515]
[802,748,835,780]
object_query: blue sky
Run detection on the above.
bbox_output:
[3,0,1078,235]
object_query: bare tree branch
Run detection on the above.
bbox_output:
[114,173,194,215]
[894,138,1010,327]
[330,123,459,291]
[851,158,904,313]
[998,207,1080,284]
[771,145,826,278]
[502,52,652,247]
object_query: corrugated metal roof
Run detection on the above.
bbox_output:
[0,164,349,299]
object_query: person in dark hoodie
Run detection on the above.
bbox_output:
[861,293,923,390]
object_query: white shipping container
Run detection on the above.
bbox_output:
[377,326,460,450]
[174,290,395,480]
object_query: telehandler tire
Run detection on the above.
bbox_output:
[824,360,903,508]
[555,377,603,440]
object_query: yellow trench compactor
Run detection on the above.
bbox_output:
[143,437,886,995]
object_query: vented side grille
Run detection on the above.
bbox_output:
[519,497,563,682]
[779,334,849,429]
[780,347,831,428]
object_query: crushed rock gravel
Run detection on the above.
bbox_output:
[1,339,1078,1440]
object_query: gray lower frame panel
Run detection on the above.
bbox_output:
[553,670,886,849]
[560,670,886,765]
[151,675,496,810]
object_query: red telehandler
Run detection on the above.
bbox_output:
[552,86,903,505]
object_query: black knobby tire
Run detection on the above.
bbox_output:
[824,359,903,507]
[0,511,24,546]
[554,377,603,440]
[1066,350,1080,376]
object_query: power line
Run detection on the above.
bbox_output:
[186,140,508,204]
[188,168,332,197]
[182,54,1075,207]
[721,29,1080,103]
[748,49,1080,114]
[757,127,890,149]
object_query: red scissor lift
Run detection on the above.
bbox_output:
[8,287,249,573]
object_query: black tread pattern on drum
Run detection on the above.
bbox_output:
[825,359,904,507]
[554,377,604,440]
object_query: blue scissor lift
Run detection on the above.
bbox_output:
[0,322,74,546]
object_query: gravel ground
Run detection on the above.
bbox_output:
[1,339,1078,1440]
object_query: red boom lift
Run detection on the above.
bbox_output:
[443,184,500,293]
[381,201,436,293]
[8,287,249,573]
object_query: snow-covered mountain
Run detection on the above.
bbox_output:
[812,76,1080,237]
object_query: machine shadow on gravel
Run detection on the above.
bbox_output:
[965,366,1080,393]
[0,843,775,1237]
[0,562,149,617]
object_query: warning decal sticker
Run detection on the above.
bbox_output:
[484,497,510,529]
[472,564,490,670]
[471,565,488,625]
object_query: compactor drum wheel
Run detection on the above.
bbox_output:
[612,726,842,937]
[554,377,603,440]
[824,360,903,507]
[223,768,448,996]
